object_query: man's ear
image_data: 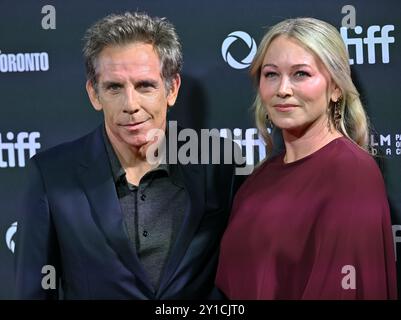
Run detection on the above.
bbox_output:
[86,80,103,111]
[167,74,181,108]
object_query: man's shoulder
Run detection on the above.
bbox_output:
[32,126,101,167]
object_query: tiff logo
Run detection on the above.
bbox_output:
[0,132,41,168]
[340,25,395,65]
[220,128,267,166]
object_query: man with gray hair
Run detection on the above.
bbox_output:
[15,12,236,299]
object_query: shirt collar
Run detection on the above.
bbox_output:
[101,125,171,184]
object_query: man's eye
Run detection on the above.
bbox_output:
[137,82,156,90]
[107,84,122,91]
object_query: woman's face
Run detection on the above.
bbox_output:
[259,36,340,136]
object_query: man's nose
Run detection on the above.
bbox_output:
[277,76,293,98]
[123,88,140,114]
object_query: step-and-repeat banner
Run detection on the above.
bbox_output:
[0,0,400,299]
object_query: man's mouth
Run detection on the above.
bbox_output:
[120,118,150,129]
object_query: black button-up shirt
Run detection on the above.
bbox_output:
[102,127,188,290]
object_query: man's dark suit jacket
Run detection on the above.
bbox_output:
[15,125,237,299]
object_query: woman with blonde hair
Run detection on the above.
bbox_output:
[216,17,397,299]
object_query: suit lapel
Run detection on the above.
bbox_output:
[77,126,153,292]
[158,162,205,295]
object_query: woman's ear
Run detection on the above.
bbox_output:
[331,85,342,102]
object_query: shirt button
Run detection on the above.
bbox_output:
[140,194,146,201]
[143,230,148,237]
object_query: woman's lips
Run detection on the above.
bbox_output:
[273,104,298,112]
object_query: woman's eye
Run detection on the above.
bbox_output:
[263,72,278,78]
[294,71,311,78]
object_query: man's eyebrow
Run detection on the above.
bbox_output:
[135,79,159,87]
[101,80,123,88]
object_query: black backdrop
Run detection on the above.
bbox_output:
[0,0,400,299]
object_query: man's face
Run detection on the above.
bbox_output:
[86,42,180,150]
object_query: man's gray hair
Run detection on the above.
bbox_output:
[83,12,183,91]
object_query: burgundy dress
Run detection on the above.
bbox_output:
[216,137,397,299]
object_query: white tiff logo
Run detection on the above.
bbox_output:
[0,132,41,168]
[340,25,395,65]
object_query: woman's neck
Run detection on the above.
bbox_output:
[282,119,342,163]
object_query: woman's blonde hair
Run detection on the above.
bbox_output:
[250,17,370,154]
